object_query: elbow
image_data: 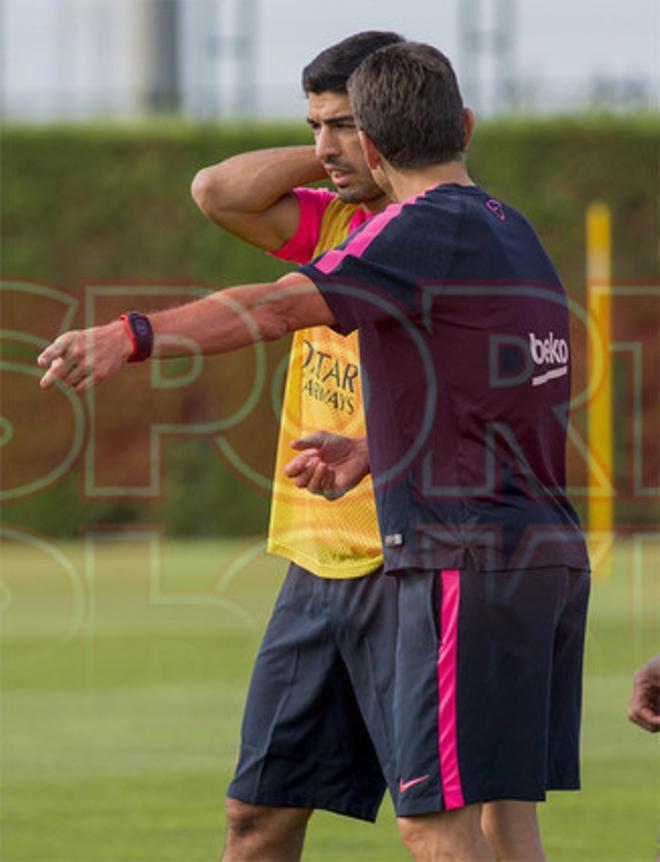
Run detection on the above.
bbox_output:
[191,168,215,216]
[191,166,232,223]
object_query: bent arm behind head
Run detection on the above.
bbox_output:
[191,146,327,252]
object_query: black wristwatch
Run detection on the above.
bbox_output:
[119,312,154,362]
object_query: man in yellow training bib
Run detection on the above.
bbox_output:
[192,32,404,859]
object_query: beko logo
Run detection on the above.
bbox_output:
[529,331,569,365]
[528,331,569,386]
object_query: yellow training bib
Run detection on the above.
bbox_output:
[267,197,383,578]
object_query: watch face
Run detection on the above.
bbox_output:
[122,313,152,362]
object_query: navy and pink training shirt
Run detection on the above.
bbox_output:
[298,182,590,574]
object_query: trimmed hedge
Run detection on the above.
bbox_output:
[2,116,658,535]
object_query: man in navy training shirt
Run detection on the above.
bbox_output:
[39,42,590,862]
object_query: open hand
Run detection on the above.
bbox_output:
[284,432,370,500]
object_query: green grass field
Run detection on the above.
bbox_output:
[1,534,657,862]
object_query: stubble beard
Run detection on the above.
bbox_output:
[334,177,386,206]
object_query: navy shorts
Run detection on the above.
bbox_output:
[227,563,399,822]
[394,565,590,816]
[228,562,590,820]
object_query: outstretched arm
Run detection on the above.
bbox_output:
[37,273,334,393]
[191,146,327,252]
[629,655,660,732]
[284,432,371,500]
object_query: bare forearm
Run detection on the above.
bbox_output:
[37,274,335,391]
[191,146,327,249]
[150,281,296,357]
[193,146,325,214]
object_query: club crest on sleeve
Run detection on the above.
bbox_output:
[486,199,506,221]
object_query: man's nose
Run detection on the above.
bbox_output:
[315,125,340,161]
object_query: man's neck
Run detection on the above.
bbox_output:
[360,192,391,216]
[387,160,474,203]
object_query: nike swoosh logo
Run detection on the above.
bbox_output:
[399,774,430,794]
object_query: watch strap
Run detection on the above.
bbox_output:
[119,312,153,362]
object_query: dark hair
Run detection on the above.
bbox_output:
[302,31,405,95]
[348,42,466,169]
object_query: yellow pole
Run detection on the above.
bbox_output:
[586,202,613,572]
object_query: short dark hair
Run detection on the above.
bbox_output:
[348,42,466,169]
[302,31,405,95]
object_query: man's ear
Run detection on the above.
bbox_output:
[463,108,476,149]
[358,130,382,171]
